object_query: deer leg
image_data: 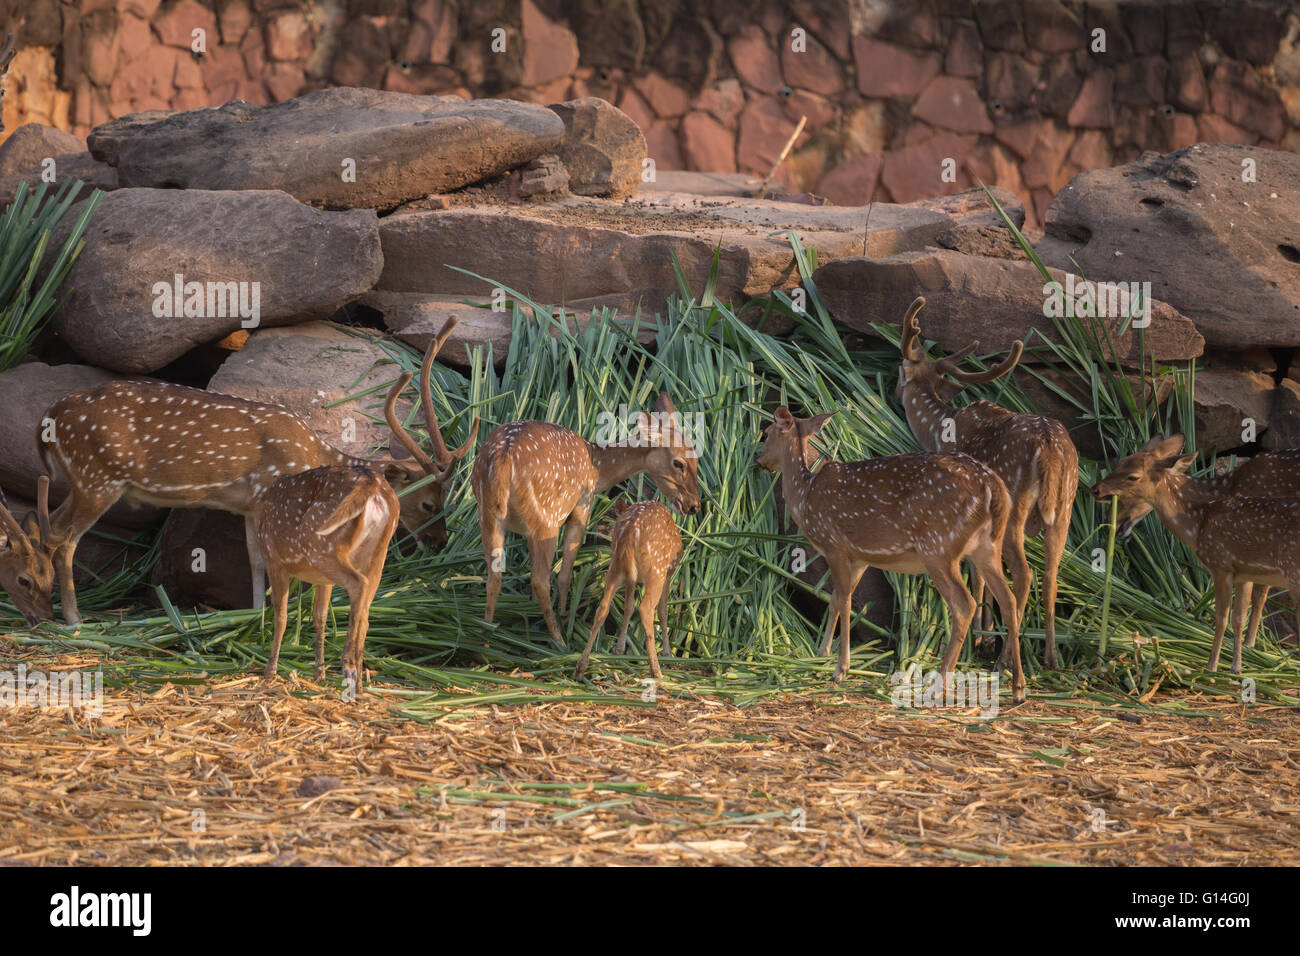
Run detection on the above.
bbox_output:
[996,516,1032,671]
[614,580,636,654]
[311,584,333,681]
[48,493,114,626]
[1040,513,1069,670]
[818,602,840,657]
[556,505,590,618]
[244,515,267,610]
[528,532,566,649]
[1230,582,1248,676]
[574,573,620,680]
[831,568,865,683]
[1245,584,1267,648]
[968,568,992,641]
[480,516,505,624]
[657,576,672,660]
[931,559,977,677]
[974,540,1025,704]
[1207,574,1231,672]
[641,577,665,680]
[342,578,376,697]
[264,568,292,679]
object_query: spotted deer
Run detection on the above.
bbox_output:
[0,34,15,134]
[472,391,700,649]
[256,462,400,693]
[1096,437,1300,673]
[574,498,683,680]
[0,477,55,624]
[758,407,1025,701]
[898,297,1078,670]
[32,318,475,624]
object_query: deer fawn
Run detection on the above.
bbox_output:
[0,477,55,624]
[1114,447,1300,653]
[256,462,400,693]
[1095,436,1300,674]
[471,391,699,649]
[898,297,1077,669]
[29,318,475,624]
[757,407,1025,702]
[0,34,15,133]
[574,499,683,680]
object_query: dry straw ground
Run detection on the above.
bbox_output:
[1,646,1297,866]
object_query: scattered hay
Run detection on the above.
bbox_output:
[1,649,1296,866]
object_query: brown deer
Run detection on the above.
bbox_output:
[1096,437,1300,673]
[472,391,699,649]
[573,498,683,681]
[0,34,15,134]
[757,406,1025,702]
[0,477,55,624]
[897,296,1078,670]
[31,318,474,624]
[256,462,400,693]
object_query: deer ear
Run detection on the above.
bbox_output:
[803,410,837,436]
[773,407,795,429]
[634,410,654,441]
[653,391,676,415]
[21,513,40,540]
[1167,453,1196,475]
[612,499,628,515]
[1145,434,1185,458]
[379,462,413,486]
[937,379,966,402]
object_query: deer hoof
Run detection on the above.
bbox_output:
[313,667,327,682]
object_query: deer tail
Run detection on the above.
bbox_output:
[317,481,383,537]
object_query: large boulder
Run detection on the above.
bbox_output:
[1193,369,1274,453]
[0,361,159,527]
[86,111,177,166]
[0,123,85,177]
[1037,144,1300,349]
[0,150,118,208]
[102,89,566,210]
[206,321,418,461]
[813,248,1205,366]
[548,98,646,200]
[51,188,383,374]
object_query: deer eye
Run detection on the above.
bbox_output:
[421,501,435,513]
[17,575,31,589]
[672,459,685,471]
[1126,474,1139,482]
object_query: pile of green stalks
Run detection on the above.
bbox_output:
[7,208,1298,710]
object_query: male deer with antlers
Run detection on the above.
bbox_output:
[757,406,1025,702]
[573,498,683,681]
[257,461,400,693]
[0,34,15,133]
[897,297,1078,670]
[21,318,475,624]
[472,391,699,649]
[1095,436,1300,674]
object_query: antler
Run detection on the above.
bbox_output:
[936,340,1024,384]
[0,490,34,556]
[899,297,926,361]
[34,475,51,548]
[384,371,437,473]
[419,315,479,466]
[0,34,16,72]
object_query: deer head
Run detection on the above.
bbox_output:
[0,477,56,625]
[1091,434,1195,535]
[0,34,16,134]
[756,407,838,474]
[633,391,701,516]
[896,296,1024,402]
[382,316,479,550]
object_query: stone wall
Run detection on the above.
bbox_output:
[1,0,1298,226]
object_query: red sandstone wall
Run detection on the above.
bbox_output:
[2,0,1297,227]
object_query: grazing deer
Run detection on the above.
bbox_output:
[472,391,700,649]
[33,318,475,624]
[897,297,1078,669]
[0,34,15,134]
[1114,447,1300,652]
[574,499,683,680]
[1095,436,1300,673]
[256,463,400,693]
[757,406,1025,702]
[0,477,55,624]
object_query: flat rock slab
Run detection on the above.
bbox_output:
[814,248,1205,366]
[105,89,565,210]
[51,188,382,374]
[360,291,658,367]
[1038,144,1300,349]
[0,150,118,208]
[0,361,159,527]
[207,321,414,462]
